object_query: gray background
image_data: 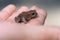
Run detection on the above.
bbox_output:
[0,0,60,26]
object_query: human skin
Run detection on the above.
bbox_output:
[0,4,60,40]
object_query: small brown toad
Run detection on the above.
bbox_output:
[15,10,38,23]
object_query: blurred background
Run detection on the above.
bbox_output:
[0,0,60,26]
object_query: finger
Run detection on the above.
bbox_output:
[7,6,29,23]
[27,6,47,25]
[0,4,16,22]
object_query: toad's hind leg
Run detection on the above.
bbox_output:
[22,17,27,24]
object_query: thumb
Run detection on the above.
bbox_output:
[42,26,60,40]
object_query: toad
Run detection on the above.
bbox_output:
[15,10,38,23]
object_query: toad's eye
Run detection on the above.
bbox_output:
[31,12,35,15]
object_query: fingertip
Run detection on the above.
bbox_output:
[30,5,40,10]
[1,4,16,12]
[9,4,16,11]
[20,6,29,9]
[37,9,47,17]
[18,6,29,11]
